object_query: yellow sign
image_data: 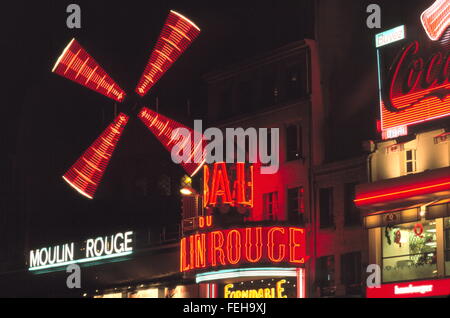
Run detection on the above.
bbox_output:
[224,279,287,298]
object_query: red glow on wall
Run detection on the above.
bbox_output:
[203,163,254,208]
[138,107,206,176]
[135,10,200,97]
[62,114,129,199]
[421,0,450,41]
[52,39,126,102]
[354,176,450,207]
[180,226,307,273]
[367,278,450,298]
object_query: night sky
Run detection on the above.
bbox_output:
[1,0,432,251]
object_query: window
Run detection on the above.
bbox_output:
[135,176,149,197]
[263,192,278,221]
[262,71,278,108]
[382,220,437,283]
[341,252,362,295]
[286,124,302,161]
[445,217,450,276]
[344,183,360,226]
[157,174,171,196]
[219,87,233,118]
[287,187,305,224]
[319,188,334,229]
[405,149,416,174]
[237,81,253,112]
[316,255,335,296]
[286,64,307,100]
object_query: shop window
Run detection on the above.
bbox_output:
[344,183,360,226]
[316,255,335,296]
[382,220,437,283]
[319,188,334,229]
[341,252,362,295]
[286,124,302,161]
[445,217,450,276]
[263,191,278,221]
[405,149,416,174]
[287,187,305,224]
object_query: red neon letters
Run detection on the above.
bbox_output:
[203,163,254,208]
[380,36,450,132]
[381,40,450,131]
[367,278,450,298]
[180,226,307,272]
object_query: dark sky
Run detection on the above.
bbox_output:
[0,0,437,250]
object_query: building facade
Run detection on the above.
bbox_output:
[177,39,326,298]
[357,4,450,298]
[312,157,368,297]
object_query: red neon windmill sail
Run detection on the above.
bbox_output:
[138,107,206,176]
[52,38,126,102]
[53,10,202,199]
[63,114,129,199]
[135,10,201,96]
[421,0,450,41]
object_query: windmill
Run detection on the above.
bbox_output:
[52,10,206,199]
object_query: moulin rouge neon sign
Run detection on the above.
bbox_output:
[180,226,307,272]
[203,163,254,209]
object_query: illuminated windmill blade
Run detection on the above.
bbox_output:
[52,38,126,102]
[63,113,129,199]
[135,10,201,97]
[138,107,206,176]
[421,0,450,41]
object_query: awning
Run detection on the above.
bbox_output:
[355,166,450,212]
[363,198,450,229]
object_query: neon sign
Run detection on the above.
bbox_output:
[421,0,450,41]
[366,278,450,298]
[203,163,254,208]
[375,25,405,48]
[180,226,307,273]
[223,279,291,298]
[29,231,133,271]
[376,19,450,138]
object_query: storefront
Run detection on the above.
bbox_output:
[357,8,450,297]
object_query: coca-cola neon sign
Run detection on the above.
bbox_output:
[179,226,307,273]
[377,21,450,137]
